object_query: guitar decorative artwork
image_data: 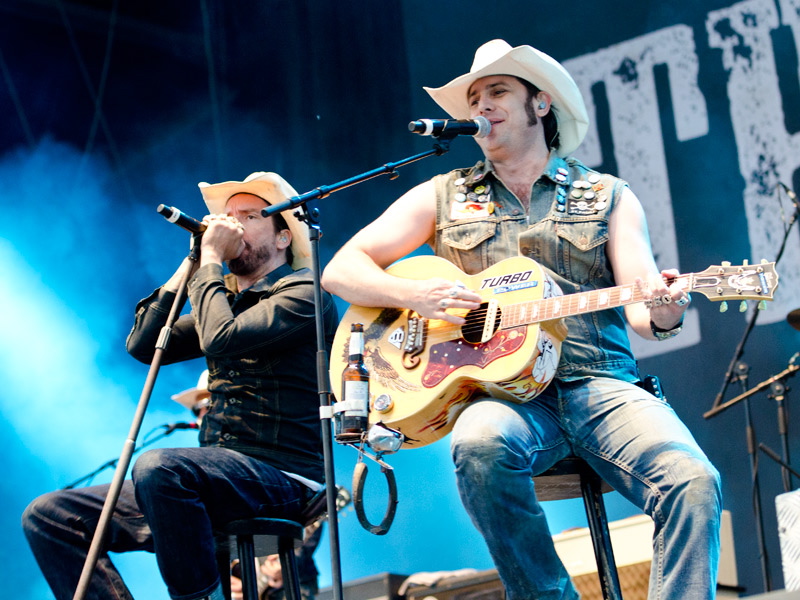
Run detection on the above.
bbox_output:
[329,255,779,449]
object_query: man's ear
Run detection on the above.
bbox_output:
[277,230,292,250]
[536,92,552,115]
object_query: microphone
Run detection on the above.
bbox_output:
[163,422,199,434]
[408,116,491,139]
[157,204,207,234]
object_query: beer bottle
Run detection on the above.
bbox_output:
[336,323,369,442]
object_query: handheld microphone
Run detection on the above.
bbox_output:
[408,116,491,139]
[163,422,199,434]
[157,204,207,234]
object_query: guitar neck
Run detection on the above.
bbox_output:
[500,277,680,328]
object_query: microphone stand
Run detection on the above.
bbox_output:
[706,358,800,486]
[261,135,456,600]
[72,234,201,600]
[739,362,772,593]
[703,190,800,593]
[769,380,793,492]
[760,442,800,483]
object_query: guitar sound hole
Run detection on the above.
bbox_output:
[462,302,499,344]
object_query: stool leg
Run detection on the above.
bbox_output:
[215,535,233,600]
[580,470,623,600]
[236,534,260,600]
[278,536,302,600]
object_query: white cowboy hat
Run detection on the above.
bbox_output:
[198,172,311,270]
[424,39,589,156]
[171,370,210,412]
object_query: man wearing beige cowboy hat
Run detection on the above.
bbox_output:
[323,40,720,598]
[23,172,338,600]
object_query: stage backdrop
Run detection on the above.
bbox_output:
[1,0,799,597]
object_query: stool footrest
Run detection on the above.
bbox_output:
[222,517,303,539]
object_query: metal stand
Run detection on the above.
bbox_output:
[705,357,800,492]
[63,423,196,490]
[72,235,201,600]
[72,132,459,600]
[769,379,794,492]
[740,362,772,593]
[703,185,800,593]
[261,135,456,600]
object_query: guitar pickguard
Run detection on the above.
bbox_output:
[421,326,528,388]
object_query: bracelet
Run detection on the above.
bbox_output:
[650,318,683,341]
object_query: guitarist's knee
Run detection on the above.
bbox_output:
[450,398,533,476]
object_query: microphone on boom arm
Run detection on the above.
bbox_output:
[408,116,491,139]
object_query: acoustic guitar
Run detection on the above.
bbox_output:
[329,255,778,449]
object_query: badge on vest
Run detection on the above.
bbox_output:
[450,177,494,220]
[566,175,608,215]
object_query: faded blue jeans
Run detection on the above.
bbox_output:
[450,376,722,600]
[22,447,312,600]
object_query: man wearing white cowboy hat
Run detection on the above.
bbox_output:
[23,172,338,600]
[323,40,720,599]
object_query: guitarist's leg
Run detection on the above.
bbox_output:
[450,394,576,600]
[564,377,722,600]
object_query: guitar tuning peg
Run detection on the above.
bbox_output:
[761,258,768,264]
[721,261,731,267]
[739,300,748,312]
[720,301,728,313]
[758,300,767,311]
[742,259,749,266]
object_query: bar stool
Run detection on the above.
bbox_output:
[217,490,329,600]
[535,456,623,600]
[220,517,304,600]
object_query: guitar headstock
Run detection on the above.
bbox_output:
[689,260,778,310]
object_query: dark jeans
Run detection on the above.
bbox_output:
[22,447,312,600]
[22,479,148,600]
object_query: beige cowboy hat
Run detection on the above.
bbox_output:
[171,370,210,412]
[424,39,589,156]
[198,172,311,270]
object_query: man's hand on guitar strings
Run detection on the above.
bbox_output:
[414,278,481,325]
[636,269,691,331]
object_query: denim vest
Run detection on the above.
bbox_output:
[433,154,639,382]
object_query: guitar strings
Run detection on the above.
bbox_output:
[423,274,696,344]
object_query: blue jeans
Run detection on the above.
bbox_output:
[22,447,311,600]
[450,377,722,600]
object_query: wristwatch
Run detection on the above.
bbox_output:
[650,318,683,341]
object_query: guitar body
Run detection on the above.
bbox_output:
[330,256,568,448]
